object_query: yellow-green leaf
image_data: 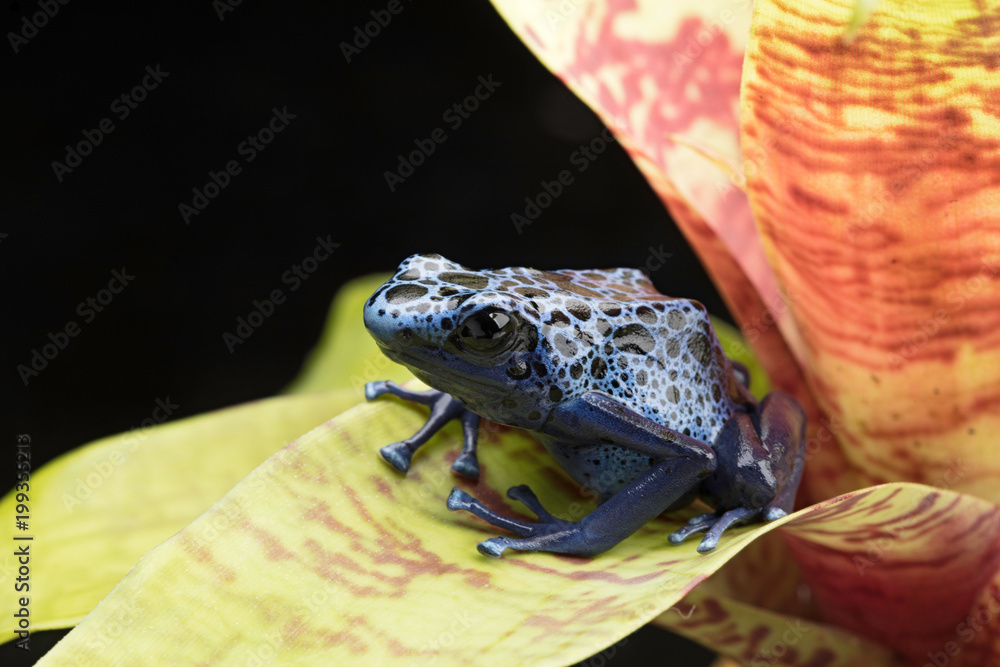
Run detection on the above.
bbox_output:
[0,389,361,641]
[34,386,1000,664]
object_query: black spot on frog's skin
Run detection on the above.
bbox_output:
[446,293,474,310]
[440,317,453,330]
[549,386,563,402]
[596,319,612,337]
[667,310,687,330]
[666,386,680,403]
[548,311,571,327]
[591,357,608,379]
[386,284,428,304]
[613,324,655,355]
[516,287,549,299]
[570,362,583,379]
[503,398,517,409]
[687,332,713,366]
[712,383,722,401]
[528,410,541,421]
[636,306,657,324]
[506,362,531,380]
[565,299,592,321]
[367,284,390,307]
[554,333,578,358]
[666,338,681,359]
[397,269,420,281]
[604,342,614,355]
[599,302,622,317]
[533,362,548,377]
[439,272,489,289]
[636,370,648,386]
[439,286,460,296]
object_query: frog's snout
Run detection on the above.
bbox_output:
[363,296,397,350]
[363,290,420,356]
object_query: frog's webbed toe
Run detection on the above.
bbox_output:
[668,507,759,553]
[448,485,592,558]
[365,380,480,477]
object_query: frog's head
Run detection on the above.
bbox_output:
[364,254,549,427]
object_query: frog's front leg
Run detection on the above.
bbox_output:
[365,380,481,478]
[668,392,806,552]
[448,392,716,558]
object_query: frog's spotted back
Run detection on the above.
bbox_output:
[367,253,666,312]
[365,253,747,452]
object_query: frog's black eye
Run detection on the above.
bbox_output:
[455,310,518,355]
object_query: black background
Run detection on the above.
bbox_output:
[2,1,724,664]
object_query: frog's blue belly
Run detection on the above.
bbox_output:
[534,434,658,499]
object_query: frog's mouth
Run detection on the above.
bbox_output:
[376,345,507,401]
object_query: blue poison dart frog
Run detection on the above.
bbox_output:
[363,254,806,558]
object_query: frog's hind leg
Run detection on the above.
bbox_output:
[671,391,806,553]
[449,392,717,558]
[468,456,715,558]
[365,380,481,477]
[447,486,560,539]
